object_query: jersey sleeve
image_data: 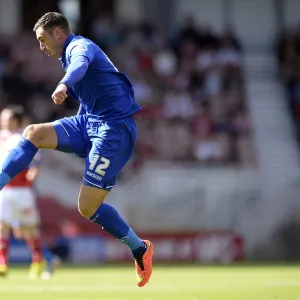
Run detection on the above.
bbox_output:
[59,55,89,88]
[59,42,95,88]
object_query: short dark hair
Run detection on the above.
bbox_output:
[33,12,70,33]
[5,105,25,125]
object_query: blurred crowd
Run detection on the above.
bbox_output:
[277,27,300,142]
[0,17,255,169]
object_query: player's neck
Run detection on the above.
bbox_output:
[60,32,75,58]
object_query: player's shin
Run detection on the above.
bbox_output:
[27,236,46,279]
[89,203,147,258]
[0,138,38,190]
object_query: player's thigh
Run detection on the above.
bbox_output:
[77,184,109,218]
[23,123,58,149]
[52,115,89,157]
[19,225,40,240]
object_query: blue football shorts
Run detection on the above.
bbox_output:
[52,115,137,191]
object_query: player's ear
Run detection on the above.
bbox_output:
[53,27,60,38]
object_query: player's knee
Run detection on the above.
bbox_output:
[78,201,98,219]
[23,124,46,148]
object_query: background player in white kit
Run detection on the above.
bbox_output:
[0,106,46,278]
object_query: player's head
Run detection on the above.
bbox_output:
[0,106,25,131]
[33,12,71,59]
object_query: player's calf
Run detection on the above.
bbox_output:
[78,186,148,258]
[77,186,108,218]
[78,184,152,286]
[22,225,45,279]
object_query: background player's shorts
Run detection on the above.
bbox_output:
[0,187,40,226]
[52,115,137,191]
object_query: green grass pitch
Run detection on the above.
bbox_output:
[0,264,299,300]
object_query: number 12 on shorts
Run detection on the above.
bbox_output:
[89,155,110,176]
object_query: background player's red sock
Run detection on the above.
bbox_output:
[26,238,43,263]
[0,238,9,266]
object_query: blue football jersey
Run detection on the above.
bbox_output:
[59,34,141,120]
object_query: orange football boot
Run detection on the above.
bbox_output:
[134,240,154,287]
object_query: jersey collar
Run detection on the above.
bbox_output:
[60,33,75,60]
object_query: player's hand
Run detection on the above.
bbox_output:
[52,83,68,105]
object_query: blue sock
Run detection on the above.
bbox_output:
[0,137,38,190]
[89,203,147,258]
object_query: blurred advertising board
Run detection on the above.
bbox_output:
[9,231,244,264]
[104,231,244,263]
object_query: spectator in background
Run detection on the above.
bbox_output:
[163,74,195,120]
